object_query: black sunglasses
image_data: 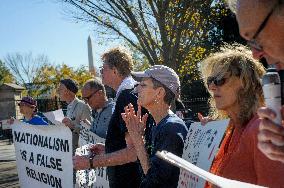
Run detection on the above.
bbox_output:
[206,76,227,87]
[82,90,99,102]
[247,1,279,51]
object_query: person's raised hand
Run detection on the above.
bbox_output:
[73,155,90,170]
[122,103,148,138]
[257,106,284,163]
[62,117,74,129]
[198,112,212,126]
[89,143,105,155]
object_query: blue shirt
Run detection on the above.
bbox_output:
[140,114,188,188]
[91,98,115,138]
[22,115,48,126]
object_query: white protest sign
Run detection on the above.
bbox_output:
[178,120,229,188]
[79,122,105,147]
[43,109,65,126]
[77,122,109,188]
[75,144,96,187]
[157,151,266,188]
[12,120,73,188]
[0,119,11,130]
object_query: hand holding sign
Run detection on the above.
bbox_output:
[43,109,65,126]
[75,144,97,187]
[77,124,109,187]
[90,143,105,155]
[73,155,90,170]
[197,113,212,126]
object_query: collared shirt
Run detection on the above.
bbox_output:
[65,97,92,151]
[115,76,137,99]
[91,98,115,138]
[66,97,78,119]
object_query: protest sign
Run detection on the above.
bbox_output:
[178,120,229,188]
[43,109,65,126]
[157,151,266,188]
[79,122,105,147]
[75,144,96,187]
[12,120,73,188]
[77,122,109,188]
[0,119,11,130]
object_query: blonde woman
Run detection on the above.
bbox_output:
[200,44,284,188]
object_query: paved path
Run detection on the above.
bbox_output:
[0,139,19,188]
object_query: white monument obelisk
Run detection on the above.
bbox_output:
[87,35,96,75]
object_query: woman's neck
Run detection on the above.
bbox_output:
[148,103,171,125]
[227,106,242,127]
[25,113,33,121]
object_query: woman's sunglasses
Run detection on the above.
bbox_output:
[206,76,227,87]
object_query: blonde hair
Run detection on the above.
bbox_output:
[200,43,265,125]
[101,46,134,77]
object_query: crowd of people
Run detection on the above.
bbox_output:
[9,0,284,187]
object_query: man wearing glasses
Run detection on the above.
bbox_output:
[227,0,284,163]
[73,47,154,188]
[230,0,284,68]
[81,78,115,138]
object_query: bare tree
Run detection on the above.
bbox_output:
[4,52,49,88]
[61,0,230,79]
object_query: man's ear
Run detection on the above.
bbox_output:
[113,67,119,75]
[97,90,104,96]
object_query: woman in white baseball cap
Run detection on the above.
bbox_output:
[122,65,188,187]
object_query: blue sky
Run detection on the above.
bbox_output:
[0,0,118,69]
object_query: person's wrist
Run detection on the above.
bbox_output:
[133,136,145,148]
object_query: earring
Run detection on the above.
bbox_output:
[154,98,159,104]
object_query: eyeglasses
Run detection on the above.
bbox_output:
[82,90,99,102]
[138,82,155,89]
[99,64,112,74]
[247,1,279,51]
[206,76,227,87]
[139,83,150,88]
[99,66,104,74]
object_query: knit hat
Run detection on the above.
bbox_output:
[18,96,37,107]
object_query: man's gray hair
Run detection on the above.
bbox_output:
[226,0,238,13]
[84,77,106,93]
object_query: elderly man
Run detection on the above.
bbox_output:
[73,47,154,188]
[227,0,284,163]
[81,78,115,138]
[58,78,92,151]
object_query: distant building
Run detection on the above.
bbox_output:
[0,83,25,120]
